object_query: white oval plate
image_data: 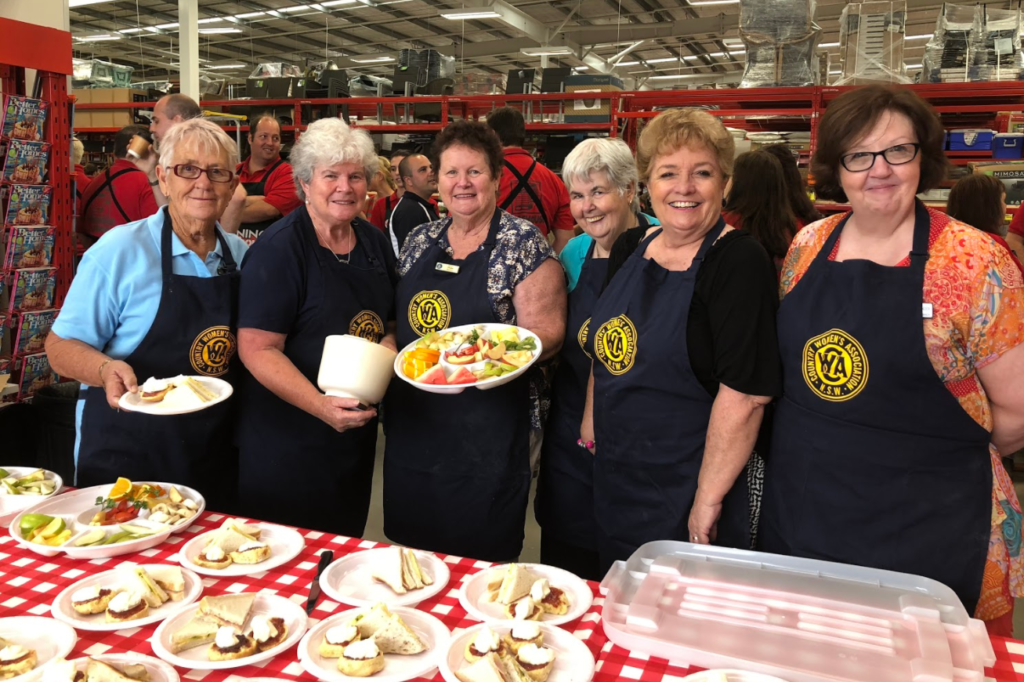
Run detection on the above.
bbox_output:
[0,616,77,682]
[72,653,180,682]
[319,548,450,608]
[177,522,305,577]
[0,466,64,529]
[298,606,450,682]
[151,592,307,670]
[459,563,593,627]
[681,671,790,682]
[394,324,542,395]
[51,564,203,632]
[438,622,595,682]
[118,376,233,416]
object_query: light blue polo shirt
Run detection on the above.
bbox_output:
[561,212,660,292]
[52,208,248,465]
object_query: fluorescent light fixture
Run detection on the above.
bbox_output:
[199,28,243,33]
[69,0,111,6]
[729,49,746,54]
[198,17,228,24]
[76,34,122,42]
[155,22,179,29]
[235,11,266,18]
[351,56,394,63]
[648,74,701,80]
[573,66,589,71]
[906,34,933,40]
[322,0,358,5]
[280,5,312,11]
[440,10,502,19]
[521,46,574,56]
[645,57,680,64]
[818,42,839,48]
[683,55,700,61]
[145,26,161,33]
[906,63,923,68]
[615,60,640,66]
[118,27,145,34]
[688,0,739,5]
[205,63,247,69]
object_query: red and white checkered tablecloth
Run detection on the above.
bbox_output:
[3,510,1024,682]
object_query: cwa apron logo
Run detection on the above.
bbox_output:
[349,310,385,343]
[190,326,236,376]
[802,328,869,402]
[578,317,593,359]
[594,315,637,375]
[408,290,451,336]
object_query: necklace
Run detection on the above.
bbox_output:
[312,223,354,265]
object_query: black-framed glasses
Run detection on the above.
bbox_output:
[170,164,234,183]
[840,143,921,172]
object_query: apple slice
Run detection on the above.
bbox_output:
[486,342,506,360]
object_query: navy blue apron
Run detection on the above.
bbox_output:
[384,209,531,561]
[238,157,286,246]
[759,203,992,613]
[590,220,749,573]
[236,209,392,537]
[535,240,606,568]
[77,208,240,512]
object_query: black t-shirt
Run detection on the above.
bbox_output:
[388,192,438,256]
[605,226,781,399]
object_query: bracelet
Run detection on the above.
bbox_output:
[97,359,112,383]
[577,438,595,449]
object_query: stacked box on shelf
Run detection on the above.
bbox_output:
[564,75,623,123]
[836,2,908,85]
[739,0,820,88]
[971,161,1024,205]
[454,73,506,96]
[972,6,1024,82]
[73,88,150,129]
[922,4,976,83]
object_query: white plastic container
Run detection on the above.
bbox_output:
[317,334,397,404]
[599,541,995,682]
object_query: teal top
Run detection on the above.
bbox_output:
[560,212,659,292]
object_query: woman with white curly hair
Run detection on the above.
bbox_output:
[235,118,398,535]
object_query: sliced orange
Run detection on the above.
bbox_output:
[109,477,132,500]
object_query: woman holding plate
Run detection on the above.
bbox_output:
[45,118,247,510]
[235,118,397,536]
[384,120,566,562]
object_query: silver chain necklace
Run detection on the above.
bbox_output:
[313,224,353,264]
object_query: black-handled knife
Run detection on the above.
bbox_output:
[306,550,334,615]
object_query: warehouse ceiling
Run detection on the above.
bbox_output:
[69,0,1016,91]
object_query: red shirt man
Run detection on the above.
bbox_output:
[486,107,574,252]
[235,115,301,245]
[1006,206,1024,264]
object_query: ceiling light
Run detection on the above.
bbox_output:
[614,60,639,66]
[198,18,227,24]
[321,0,357,5]
[906,34,933,41]
[521,46,574,56]
[906,63,923,68]
[722,38,743,47]
[280,5,312,11]
[155,22,179,29]
[76,34,122,41]
[118,27,145,34]
[648,74,703,80]
[687,0,739,5]
[234,11,266,18]
[198,28,243,34]
[145,26,161,33]
[645,57,680,64]
[440,10,502,19]
[69,0,111,6]
[683,55,700,61]
[205,63,247,69]
[729,49,746,54]
[351,56,395,63]
[573,66,589,71]
[818,42,839,48]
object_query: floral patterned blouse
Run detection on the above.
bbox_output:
[781,207,1024,621]
[398,208,557,429]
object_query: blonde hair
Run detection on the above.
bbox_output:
[377,156,397,192]
[636,108,735,183]
[72,138,84,165]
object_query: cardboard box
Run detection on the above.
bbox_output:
[73,88,149,129]
[564,75,623,123]
[839,2,907,84]
[971,162,1024,205]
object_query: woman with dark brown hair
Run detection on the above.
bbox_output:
[723,150,797,272]
[760,84,1024,634]
[946,174,1023,273]
[761,144,823,228]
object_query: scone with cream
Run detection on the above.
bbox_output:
[105,591,149,623]
[506,596,543,621]
[515,643,555,682]
[208,626,257,661]
[320,623,360,658]
[229,541,270,565]
[0,643,37,680]
[463,627,507,663]
[503,620,543,654]
[337,639,385,677]
[193,544,232,570]
[71,585,119,615]
[248,615,287,652]
[530,579,569,616]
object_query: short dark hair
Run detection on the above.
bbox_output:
[249,113,281,138]
[724,150,796,260]
[812,85,949,203]
[161,93,202,121]
[397,154,417,185]
[486,106,525,147]
[429,120,504,183]
[113,124,152,159]
[84,162,97,175]
[760,144,823,225]
[946,173,1006,235]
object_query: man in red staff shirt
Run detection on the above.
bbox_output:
[77,125,158,250]
[486,106,575,253]
[233,114,301,245]
[1008,204,1024,265]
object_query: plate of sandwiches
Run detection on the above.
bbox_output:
[438,622,595,682]
[459,564,593,628]
[119,375,233,416]
[177,517,305,577]
[0,616,77,682]
[151,591,307,670]
[319,546,451,607]
[43,655,179,682]
[298,603,450,682]
[51,564,201,632]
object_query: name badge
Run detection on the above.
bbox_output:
[436,263,460,274]
[922,303,934,319]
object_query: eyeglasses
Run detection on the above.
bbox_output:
[170,164,234,183]
[840,143,921,172]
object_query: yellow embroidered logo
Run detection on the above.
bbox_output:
[349,310,385,342]
[594,315,637,375]
[803,328,869,402]
[578,317,592,359]
[190,326,236,377]
[408,290,451,336]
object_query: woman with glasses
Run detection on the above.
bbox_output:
[234,118,397,536]
[760,85,1024,634]
[46,119,248,509]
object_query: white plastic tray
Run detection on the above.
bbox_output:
[599,541,996,682]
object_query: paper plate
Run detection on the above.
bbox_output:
[438,622,595,682]
[51,564,203,631]
[71,653,180,682]
[177,522,305,577]
[119,376,233,415]
[150,592,307,670]
[298,606,451,682]
[0,466,63,528]
[0,616,77,682]
[459,563,593,627]
[319,547,450,607]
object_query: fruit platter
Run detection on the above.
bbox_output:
[395,324,543,395]
[0,466,63,528]
[9,478,205,559]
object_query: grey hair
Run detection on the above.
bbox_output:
[291,118,378,201]
[561,138,640,212]
[158,117,239,173]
